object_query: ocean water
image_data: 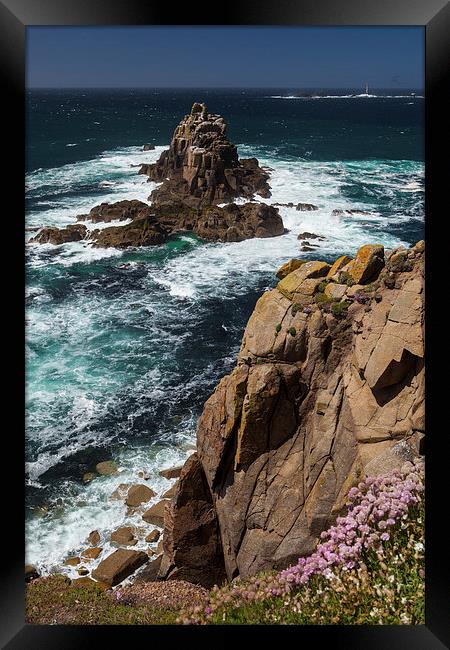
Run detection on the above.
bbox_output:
[25,88,424,575]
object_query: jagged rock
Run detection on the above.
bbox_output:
[30,224,87,245]
[297,232,324,240]
[348,244,385,284]
[92,213,169,248]
[165,243,424,583]
[296,204,319,211]
[77,200,149,223]
[276,259,306,280]
[126,484,156,507]
[143,143,155,151]
[159,453,226,588]
[91,549,148,587]
[142,500,170,527]
[141,103,271,208]
[332,208,371,216]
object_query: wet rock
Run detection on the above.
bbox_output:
[77,200,149,223]
[143,143,155,151]
[142,500,170,527]
[126,484,156,507]
[110,483,130,500]
[92,548,148,587]
[297,232,324,240]
[87,530,100,546]
[77,566,89,576]
[25,565,40,582]
[30,224,88,245]
[145,529,161,544]
[111,527,137,547]
[64,557,81,567]
[95,460,118,476]
[82,472,96,483]
[81,547,103,560]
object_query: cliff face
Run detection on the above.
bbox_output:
[160,241,425,586]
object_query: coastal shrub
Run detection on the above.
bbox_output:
[181,461,424,625]
[331,301,351,317]
[338,271,355,286]
[275,323,282,334]
[317,279,330,293]
[291,303,303,316]
[287,327,296,336]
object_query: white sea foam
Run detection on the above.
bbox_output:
[268,94,424,100]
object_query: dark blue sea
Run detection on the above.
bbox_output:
[25,88,424,573]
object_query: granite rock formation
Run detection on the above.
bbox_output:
[159,241,425,586]
[139,102,271,208]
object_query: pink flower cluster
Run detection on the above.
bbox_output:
[275,462,424,593]
[190,461,424,621]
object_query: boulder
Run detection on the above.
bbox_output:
[327,255,353,278]
[77,200,149,223]
[25,564,40,582]
[145,529,161,544]
[277,261,330,300]
[82,472,96,483]
[348,244,385,284]
[126,484,156,507]
[87,530,100,546]
[110,483,130,500]
[64,556,81,567]
[142,500,170,527]
[296,204,319,211]
[276,259,306,280]
[95,460,118,476]
[81,547,102,560]
[110,527,137,546]
[143,143,155,151]
[91,549,148,587]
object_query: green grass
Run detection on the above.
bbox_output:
[26,576,178,625]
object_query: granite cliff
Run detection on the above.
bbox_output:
[158,241,425,587]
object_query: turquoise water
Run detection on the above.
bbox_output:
[25,89,424,572]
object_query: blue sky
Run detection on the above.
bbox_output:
[27,26,424,89]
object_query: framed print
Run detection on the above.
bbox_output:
[1,0,449,646]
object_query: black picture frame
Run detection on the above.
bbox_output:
[2,0,449,646]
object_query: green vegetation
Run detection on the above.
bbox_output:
[275,323,282,334]
[331,301,351,317]
[291,303,303,316]
[338,271,355,286]
[317,279,331,293]
[314,293,333,306]
[26,576,178,625]
[287,327,296,336]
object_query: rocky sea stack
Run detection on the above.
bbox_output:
[30,103,283,248]
[157,241,425,587]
